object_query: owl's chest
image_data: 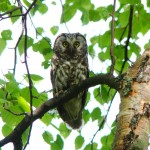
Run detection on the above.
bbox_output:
[55,59,86,84]
[59,60,81,79]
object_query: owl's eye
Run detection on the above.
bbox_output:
[62,41,69,48]
[74,41,80,48]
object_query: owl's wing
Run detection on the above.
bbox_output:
[50,58,56,96]
[81,63,89,109]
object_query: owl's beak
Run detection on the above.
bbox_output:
[70,46,75,55]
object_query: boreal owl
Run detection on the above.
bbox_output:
[51,33,89,129]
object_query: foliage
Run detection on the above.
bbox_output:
[0,0,150,149]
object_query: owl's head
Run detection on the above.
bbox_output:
[53,33,87,59]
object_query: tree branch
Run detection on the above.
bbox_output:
[110,0,116,75]
[0,74,119,147]
[120,5,134,74]
[59,0,70,33]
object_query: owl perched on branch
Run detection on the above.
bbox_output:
[51,33,89,129]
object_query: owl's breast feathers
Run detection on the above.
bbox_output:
[51,54,88,129]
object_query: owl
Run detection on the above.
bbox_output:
[51,33,89,129]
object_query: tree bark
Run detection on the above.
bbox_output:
[112,47,150,150]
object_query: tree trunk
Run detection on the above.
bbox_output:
[112,47,150,150]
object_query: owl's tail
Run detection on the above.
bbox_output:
[57,105,83,129]
[66,114,83,129]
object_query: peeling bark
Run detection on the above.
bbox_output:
[112,48,150,150]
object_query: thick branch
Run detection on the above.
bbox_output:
[0,74,119,147]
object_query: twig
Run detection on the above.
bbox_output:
[4,107,27,116]
[23,14,34,150]
[120,5,134,74]
[0,14,24,21]
[15,0,37,149]
[13,1,24,75]
[119,25,128,42]
[0,6,22,17]
[13,30,24,75]
[28,13,51,46]
[59,0,70,33]
[90,90,117,149]
[110,0,116,75]
[0,0,36,21]
[124,5,134,61]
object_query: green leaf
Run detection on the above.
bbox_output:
[51,1,56,5]
[18,35,34,56]
[24,74,44,82]
[1,107,24,126]
[75,135,84,149]
[91,107,101,121]
[93,87,101,103]
[61,5,77,22]
[0,0,10,12]
[118,10,130,27]
[2,124,12,136]
[38,3,48,14]
[98,31,111,48]
[59,123,71,138]
[0,89,6,102]
[86,92,91,102]
[32,38,52,57]
[51,135,64,150]
[80,0,94,11]
[83,109,90,123]
[89,9,100,22]
[80,9,89,25]
[0,79,5,85]
[41,113,53,126]
[6,81,19,97]
[130,43,141,57]
[50,26,59,35]
[147,0,150,7]
[0,98,7,104]
[119,0,140,5]
[17,96,30,112]
[84,143,98,150]
[42,131,53,144]
[101,132,115,149]
[23,0,31,7]
[101,85,109,104]
[114,27,128,40]
[0,38,6,54]
[10,6,21,23]
[1,30,12,40]
[22,128,30,146]
[36,27,44,35]
[42,60,51,69]
[5,72,14,81]
[90,36,98,45]
[98,50,110,62]
[114,45,125,60]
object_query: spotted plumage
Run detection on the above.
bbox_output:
[51,33,89,129]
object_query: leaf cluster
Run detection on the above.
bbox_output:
[0,0,150,149]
